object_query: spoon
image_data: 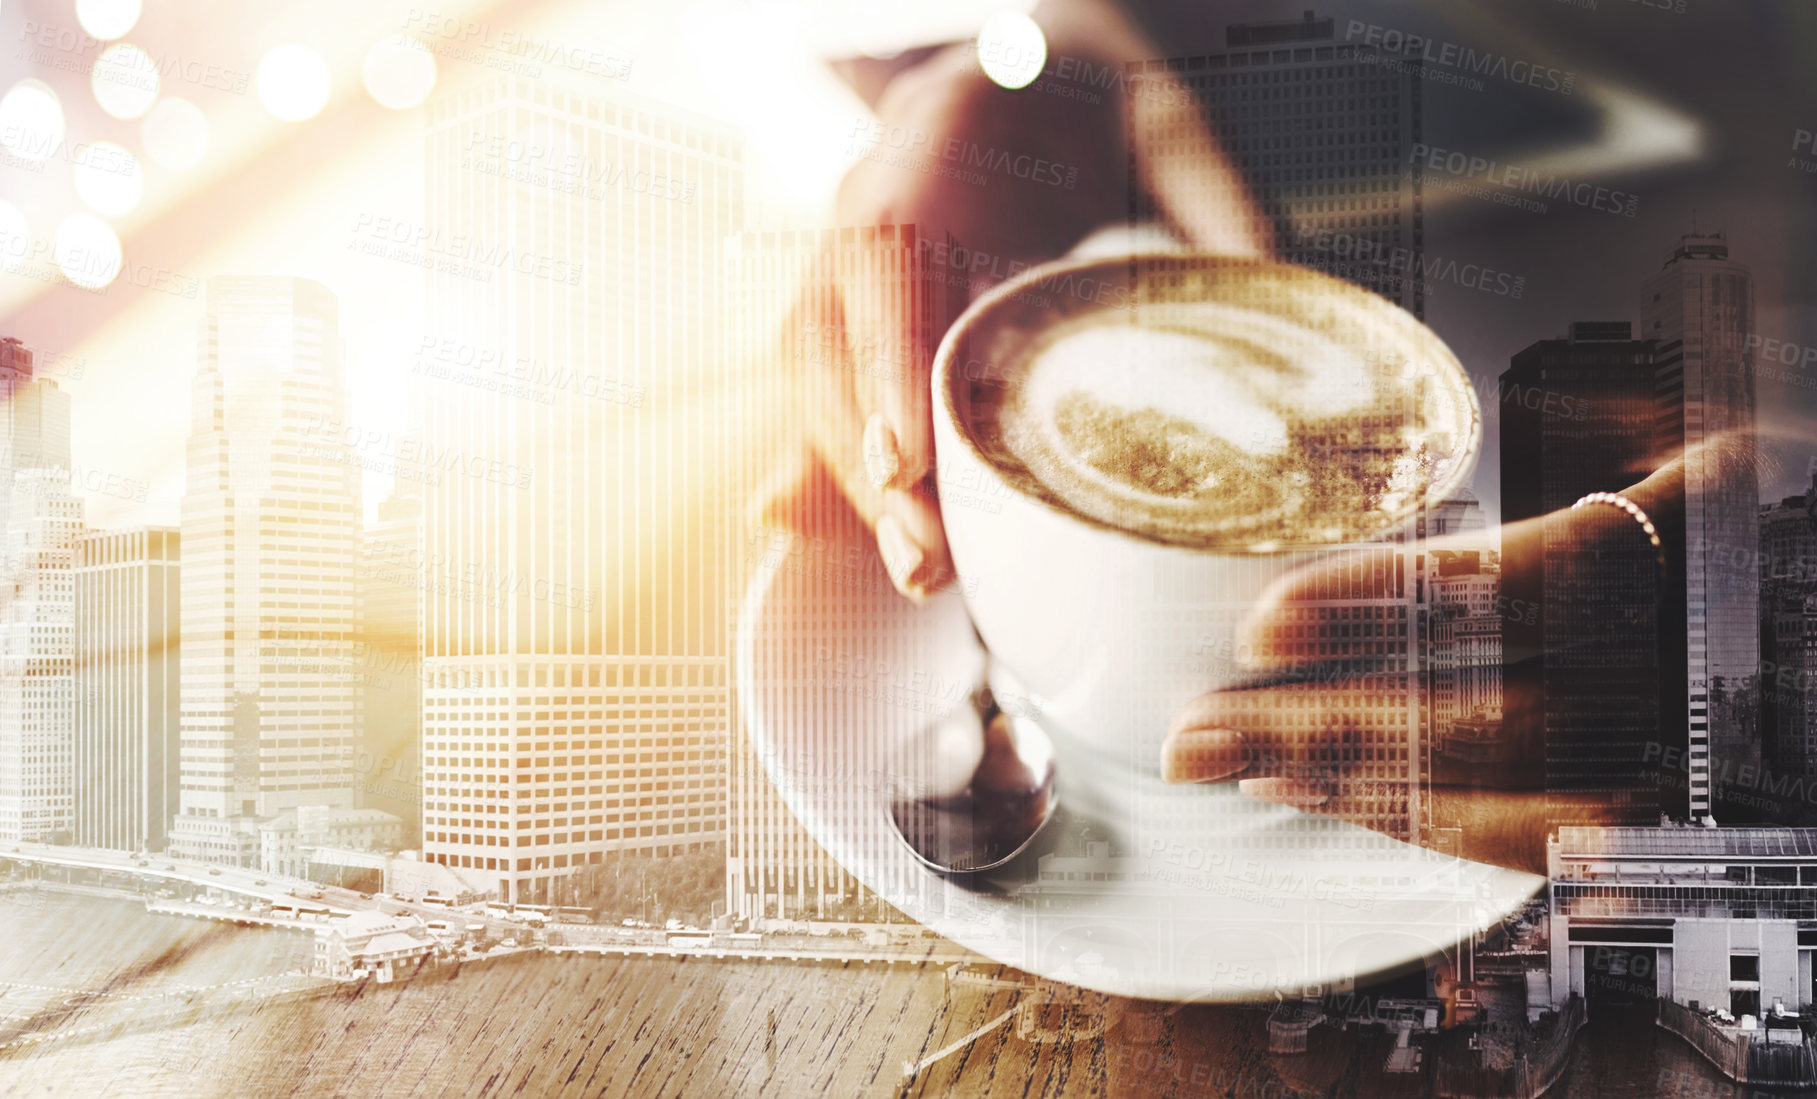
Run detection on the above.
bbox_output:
[885,680,1059,876]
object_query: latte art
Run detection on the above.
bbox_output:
[957,260,1472,550]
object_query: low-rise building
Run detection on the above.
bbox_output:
[312,909,437,982]
[259,805,403,879]
[1547,826,1817,1018]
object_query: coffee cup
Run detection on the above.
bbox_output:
[930,252,1480,778]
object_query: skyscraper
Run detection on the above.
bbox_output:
[1759,479,1817,789]
[1131,9,1424,317]
[72,527,180,852]
[419,76,743,901]
[0,337,80,844]
[1501,321,1665,825]
[1642,233,1759,822]
[0,337,72,535]
[168,277,363,865]
[0,471,84,843]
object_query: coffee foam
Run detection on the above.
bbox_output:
[960,264,1467,550]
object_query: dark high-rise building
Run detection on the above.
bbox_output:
[1759,479,1817,789]
[1130,9,1425,317]
[1642,233,1759,821]
[1501,322,1665,825]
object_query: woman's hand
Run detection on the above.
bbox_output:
[767,0,1269,600]
[1159,434,1756,876]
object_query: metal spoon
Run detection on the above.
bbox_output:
[885,680,1059,876]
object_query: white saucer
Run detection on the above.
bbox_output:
[735,534,1544,1002]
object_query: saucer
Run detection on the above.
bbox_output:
[735,536,1544,1002]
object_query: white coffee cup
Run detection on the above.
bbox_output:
[930,252,1481,777]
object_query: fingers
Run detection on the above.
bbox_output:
[1128,70,1272,258]
[755,443,954,604]
[1232,546,1411,672]
[1162,682,1394,783]
[769,271,954,602]
[1160,727,1246,784]
[841,262,935,491]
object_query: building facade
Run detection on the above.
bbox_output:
[1642,233,1760,822]
[0,337,80,844]
[312,909,437,982]
[169,277,363,865]
[723,225,965,923]
[0,469,84,843]
[358,487,423,840]
[1759,481,1817,792]
[1501,321,1666,825]
[72,527,180,852]
[258,804,404,879]
[419,76,743,901]
[1131,9,1424,317]
[1547,826,1817,1018]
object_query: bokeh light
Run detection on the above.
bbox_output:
[53,213,123,290]
[73,142,145,217]
[257,44,332,122]
[0,81,66,163]
[0,200,32,274]
[975,11,1046,91]
[75,0,143,41]
[141,97,210,169]
[92,42,160,120]
[362,37,437,110]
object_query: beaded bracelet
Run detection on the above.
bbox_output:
[1570,491,1666,570]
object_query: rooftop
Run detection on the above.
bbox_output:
[1555,826,1817,859]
